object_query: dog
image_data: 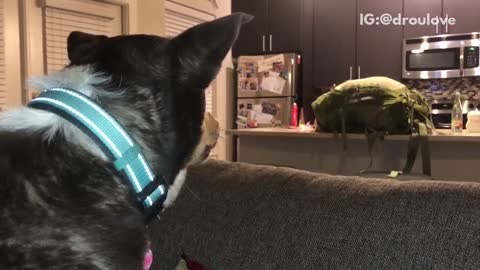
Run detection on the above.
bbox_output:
[0,13,251,269]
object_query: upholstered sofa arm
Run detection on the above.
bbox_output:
[149,160,480,270]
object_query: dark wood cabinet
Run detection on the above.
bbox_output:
[268,0,301,53]
[356,0,403,81]
[403,0,480,37]
[232,0,302,57]
[313,0,403,87]
[232,0,267,57]
[313,0,356,89]
[403,0,442,38]
[443,0,480,34]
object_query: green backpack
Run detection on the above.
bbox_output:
[311,76,432,176]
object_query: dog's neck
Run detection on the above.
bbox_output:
[0,66,162,174]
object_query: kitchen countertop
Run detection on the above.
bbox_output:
[227,127,480,142]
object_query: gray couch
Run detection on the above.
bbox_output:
[149,160,480,270]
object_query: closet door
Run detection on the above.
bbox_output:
[21,0,127,100]
[165,1,214,37]
[1,0,22,109]
[43,0,122,74]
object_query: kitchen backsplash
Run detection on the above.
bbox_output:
[403,78,480,101]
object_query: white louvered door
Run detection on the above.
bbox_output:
[165,1,216,114]
[0,0,6,110]
[43,0,122,74]
[165,10,208,38]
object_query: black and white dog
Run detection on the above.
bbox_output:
[0,13,251,269]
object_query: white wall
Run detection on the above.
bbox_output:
[136,0,165,35]
[213,0,234,161]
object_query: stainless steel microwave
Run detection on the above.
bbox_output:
[403,33,480,79]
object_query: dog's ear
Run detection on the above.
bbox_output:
[67,31,108,65]
[169,13,253,90]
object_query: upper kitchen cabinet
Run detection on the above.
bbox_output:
[356,0,403,81]
[232,0,302,57]
[313,0,356,89]
[232,0,267,57]
[443,0,480,34]
[267,0,301,53]
[403,0,480,36]
[403,0,443,38]
[313,0,403,87]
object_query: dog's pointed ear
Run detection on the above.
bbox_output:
[67,31,107,65]
[169,13,253,89]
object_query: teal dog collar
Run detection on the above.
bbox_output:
[29,88,167,221]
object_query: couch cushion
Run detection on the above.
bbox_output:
[149,160,480,270]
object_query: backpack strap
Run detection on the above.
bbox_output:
[360,130,384,174]
[339,97,349,151]
[402,121,431,176]
[419,122,431,176]
[403,133,420,174]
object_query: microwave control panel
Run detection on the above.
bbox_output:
[464,46,479,68]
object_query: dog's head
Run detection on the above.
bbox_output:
[65,13,251,183]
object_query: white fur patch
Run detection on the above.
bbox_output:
[29,65,111,98]
[0,65,110,160]
[163,169,187,208]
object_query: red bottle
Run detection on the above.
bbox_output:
[290,102,298,127]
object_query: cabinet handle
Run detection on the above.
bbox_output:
[445,14,449,33]
[358,66,361,79]
[349,66,353,80]
[269,34,272,52]
[262,35,266,52]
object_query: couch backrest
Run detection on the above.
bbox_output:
[149,160,480,270]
